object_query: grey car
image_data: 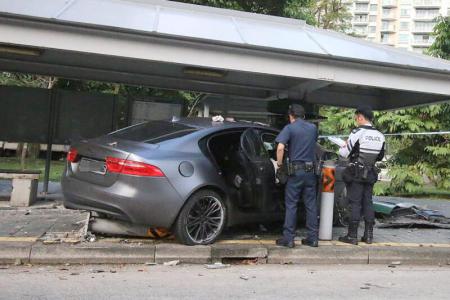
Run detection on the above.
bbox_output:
[62,118,344,245]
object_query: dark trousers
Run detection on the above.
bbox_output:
[347,180,375,223]
[283,170,318,242]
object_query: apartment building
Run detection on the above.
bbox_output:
[345,0,450,53]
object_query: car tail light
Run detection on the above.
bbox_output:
[67,147,79,163]
[105,157,165,177]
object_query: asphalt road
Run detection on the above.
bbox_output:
[1,264,450,300]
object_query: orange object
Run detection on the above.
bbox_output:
[322,167,335,193]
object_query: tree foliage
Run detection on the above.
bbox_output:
[427,16,450,60]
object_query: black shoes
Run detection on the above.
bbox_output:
[338,221,359,245]
[276,238,295,248]
[361,221,374,244]
[301,238,319,247]
[276,238,319,248]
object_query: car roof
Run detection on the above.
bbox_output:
[175,117,276,131]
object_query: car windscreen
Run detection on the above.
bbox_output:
[109,121,197,143]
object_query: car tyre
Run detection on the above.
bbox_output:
[174,189,226,245]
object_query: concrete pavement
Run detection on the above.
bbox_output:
[2,264,450,300]
[0,192,449,266]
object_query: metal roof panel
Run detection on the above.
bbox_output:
[0,0,449,73]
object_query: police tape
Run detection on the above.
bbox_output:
[319,131,450,139]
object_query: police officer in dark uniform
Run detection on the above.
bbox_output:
[275,104,318,248]
[338,106,385,245]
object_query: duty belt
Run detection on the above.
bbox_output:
[288,161,314,174]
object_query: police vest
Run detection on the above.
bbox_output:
[346,125,385,166]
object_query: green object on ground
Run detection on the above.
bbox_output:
[373,201,397,216]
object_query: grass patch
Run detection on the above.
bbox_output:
[0,157,65,182]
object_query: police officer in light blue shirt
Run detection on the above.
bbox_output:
[275,104,318,248]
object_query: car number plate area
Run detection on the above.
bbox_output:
[79,158,107,175]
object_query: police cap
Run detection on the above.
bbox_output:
[355,106,374,121]
[288,104,305,119]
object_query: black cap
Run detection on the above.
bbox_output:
[288,104,305,119]
[355,106,374,121]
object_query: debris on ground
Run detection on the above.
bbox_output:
[390,261,402,266]
[90,269,105,273]
[14,258,22,266]
[145,262,157,266]
[70,272,80,276]
[85,232,97,242]
[374,201,450,229]
[204,262,230,269]
[163,260,180,266]
[239,275,249,281]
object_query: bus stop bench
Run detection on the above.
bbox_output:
[0,169,41,207]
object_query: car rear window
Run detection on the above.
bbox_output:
[109,121,197,143]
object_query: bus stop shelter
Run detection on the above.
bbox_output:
[0,0,450,191]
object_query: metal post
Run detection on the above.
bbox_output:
[43,89,57,194]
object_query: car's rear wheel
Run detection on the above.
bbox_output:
[174,189,226,245]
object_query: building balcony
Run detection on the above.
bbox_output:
[355,0,370,3]
[414,15,439,21]
[380,26,396,33]
[413,0,441,8]
[382,0,397,8]
[413,27,435,33]
[412,36,435,46]
[354,9,370,14]
[353,20,369,25]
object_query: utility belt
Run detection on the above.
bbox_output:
[343,161,380,183]
[287,161,315,176]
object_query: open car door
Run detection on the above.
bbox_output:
[239,128,278,212]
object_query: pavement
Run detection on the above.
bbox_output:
[0,180,449,266]
[2,265,450,299]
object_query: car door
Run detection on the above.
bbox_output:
[239,128,278,212]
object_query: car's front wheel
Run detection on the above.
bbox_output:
[174,189,226,245]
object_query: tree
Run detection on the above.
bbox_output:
[171,0,289,16]
[320,16,450,194]
[427,16,450,60]
[312,0,352,31]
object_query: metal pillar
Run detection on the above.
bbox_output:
[43,89,57,194]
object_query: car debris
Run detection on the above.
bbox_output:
[239,275,249,280]
[163,260,180,266]
[374,201,450,229]
[85,232,97,242]
[204,262,230,269]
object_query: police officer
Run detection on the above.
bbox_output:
[338,106,385,245]
[275,104,318,248]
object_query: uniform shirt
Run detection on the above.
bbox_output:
[339,124,385,159]
[275,119,318,162]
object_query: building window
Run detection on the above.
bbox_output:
[415,9,439,19]
[400,21,410,30]
[381,33,391,43]
[398,33,410,44]
[383,8,392,17]
[400,8,410,17]
[354,15,368,22]
[356,3,369,11]
[369,15,377,22]
[369,26,376,33]
[415,21,436,32]
[370,4,377,12]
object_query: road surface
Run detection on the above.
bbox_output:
[1,264,449,299]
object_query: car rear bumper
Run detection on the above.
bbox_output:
[61,174,184,228]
